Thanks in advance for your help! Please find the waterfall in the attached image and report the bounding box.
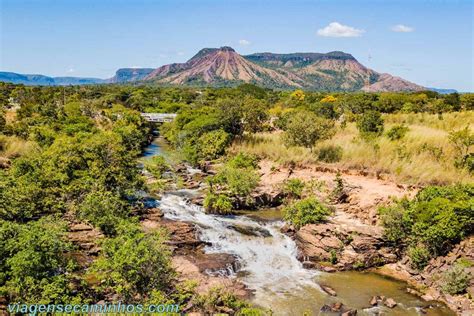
[158,191,319,302]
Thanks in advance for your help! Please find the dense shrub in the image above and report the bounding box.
[330,172,347,203]
[440,262,471,295]
[78,189,131,236]
[92,221,173,301]
[145,155,170,179]
[377,200,408,244]
[211,166,259,198]
[162,95,267,165]
[203,193,233,214]
[209,154,260,199]
[379,184,473,269]
[273,108,295,130]
[283,110,335,151]
[463,153,474,173]
[449,126,474,171]
[386,124,409,141]
[0,217,78,303]
[460,93,474,110]
[227,152,259,169]
[237,308,268,316]
[317,144,343,162]
[0,131,142,221]
[282,178,305,199]
[196,129,231,161]
[0,109,5,133]
[205,153,260,211]
[284,197,331,228]
[407,245,431,270]
[357,110,384,137]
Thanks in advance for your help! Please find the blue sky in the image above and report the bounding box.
[1,0,473,91]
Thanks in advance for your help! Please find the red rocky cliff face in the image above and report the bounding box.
[125,46,425,91]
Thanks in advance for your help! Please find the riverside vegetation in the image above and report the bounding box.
[0,82,473,314]
[0,83,260,314]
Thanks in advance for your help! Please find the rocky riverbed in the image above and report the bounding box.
[140,206,252,300]
[125,137,465,315]
[254,158,472,315]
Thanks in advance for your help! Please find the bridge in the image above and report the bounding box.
[140,113,177,123]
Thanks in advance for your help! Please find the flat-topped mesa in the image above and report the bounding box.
[188,46,237,63]
[321,51,356,60]
[109,68,154,83]
[245,51,356,65]
[146,45,303,87]
[142,46,423,91]
[0,46,426,91]
[219,46,236,52]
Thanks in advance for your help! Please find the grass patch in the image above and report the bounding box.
[0,135,39,159]
[231,112,473,185]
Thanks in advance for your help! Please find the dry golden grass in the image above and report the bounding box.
[5,109,18,125]
[384,111,473,131]
[231,112,473,185]
[0,135,39,159]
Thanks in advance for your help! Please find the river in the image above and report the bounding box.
[143,137,454,316]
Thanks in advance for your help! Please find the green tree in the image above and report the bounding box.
[283,110,335,151]
[78,189,131,236]
[241,98,268,133]
[376,93,407,112]
[443,92,461,111]
[0,217,77,303]
[460,93,474,110]
[196,129,231,161]
[216,98,244,136]
[356,110,384,137]
[92,221,173,301]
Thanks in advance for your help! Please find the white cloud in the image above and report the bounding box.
[239,39,251,46]
[177,51,185,56]
[391,24,414,32]
[317,22,365,37]
[67,67,75,73]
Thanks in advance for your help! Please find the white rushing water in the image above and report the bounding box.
[158,191,320,302]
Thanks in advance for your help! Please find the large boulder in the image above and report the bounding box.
[142,218,206,253]
[295,221,397,271]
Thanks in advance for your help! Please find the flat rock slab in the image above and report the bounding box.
[190,252,240,276]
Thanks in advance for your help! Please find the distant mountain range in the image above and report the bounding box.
[0,46,450,92]
[0,72,105,86]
